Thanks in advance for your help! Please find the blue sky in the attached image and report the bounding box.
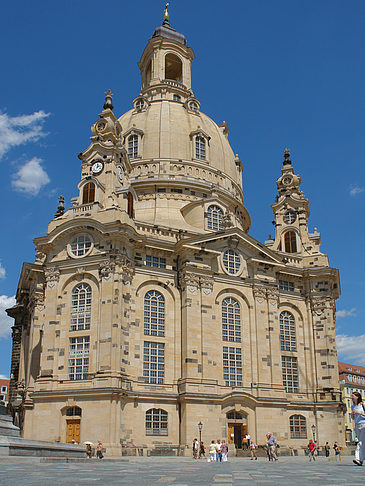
[0,0,364,377]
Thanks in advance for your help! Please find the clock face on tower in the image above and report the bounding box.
[91,160,104,175]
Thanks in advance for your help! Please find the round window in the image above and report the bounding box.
[284,210,296,224]
[222,249,241,275]
[68,234,93,258]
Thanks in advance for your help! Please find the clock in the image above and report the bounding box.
[91,160,104,175]
[283,177,292,185]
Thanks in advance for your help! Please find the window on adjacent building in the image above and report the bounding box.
[71,283,91,331]
[66,406,82,417]
[143,342,164,384]
[222,297,241,342]
[146,256,166,268]
[145,408,168,436]
[144,290,165,337]
[222,249,241,275]
[128,135,138,159]
[1,386,7,393]
[207,205,223,231]
[284,231,297,253]
[223,346,242,387]
[279,280,294,292]
[69,336,90,380]
[70,234,93,257]
[195,136,206,160]
[289,415,306,438]
[82,182,95,204]
[282,356,299,393]
[280,311,296,351]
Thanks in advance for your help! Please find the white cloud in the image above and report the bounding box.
[0,295,16,339]
[0,263,5,279]
[12,157,50,196]
[337,333,365,366]
[0,111,49,159]
[0,374,9,380]
[336,308,356,318]
[350,185,364,196]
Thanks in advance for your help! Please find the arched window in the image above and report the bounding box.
[289,415,307,438]
[144,290,165,337]
[66,406,82,417]
[128,135,138,159]
[127,192,134,218]
[207,205,223,231]
[71,283,91,331]
[195,136,206,160]
[222,297,241,342]
[82,182,95,204]
[146,409,168,436]
[284,231,297,253]
[226,411,243,420]
[280,311,296,351]
[135,99,144,112]
[165,53,182,82]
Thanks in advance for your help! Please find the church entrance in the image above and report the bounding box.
[228,423,247,449]
[66,419,80,443]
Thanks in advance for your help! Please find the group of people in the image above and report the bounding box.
[192,439,229,462]
[85,441,104,459]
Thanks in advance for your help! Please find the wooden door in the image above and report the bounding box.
[66,419,80,443]
[228,423,235,445]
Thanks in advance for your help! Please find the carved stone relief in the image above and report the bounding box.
[44,267,60,289]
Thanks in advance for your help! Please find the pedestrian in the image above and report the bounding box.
[199,441,206,459]
[216,440,222,462]
[324,441,330,457]
[250,441,258,460]
[192,438,199,459]
[209,440,216,462]
[266,433,278,461]
[96,441,104,459]
[246,433,251,448]
[351,391,365,466]
[86,443,92,458]
[307,439,316,461]
[221,440,228,462]
[333,441,339,460]
[242,436,248,450]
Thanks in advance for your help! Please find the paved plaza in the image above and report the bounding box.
[0,456,364,486]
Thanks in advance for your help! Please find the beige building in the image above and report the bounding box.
[7,14,344,455]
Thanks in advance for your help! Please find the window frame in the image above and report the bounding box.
[207,204,224,231]
[68,336,90,381]
[68,234,94,259]
[143,341,164,384]
[128,134,139,159]
[82,182,96,204]
[279,311,297,352]
[282,355,299,393]
[289,415,307,438]
[223,346,242,387]
[144,290,165,337]
[222,249,241,276]
[71,283,92,331]
[222,297,241,343]
[145,408,168,436]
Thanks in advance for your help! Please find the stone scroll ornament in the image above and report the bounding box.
[200,276,214,295]
[44,267,60,289]
[252,286,266,303]
[310,297,330,316]
[266,288,280,307]
[180,272,199,294]
[116,255,135,285]
[99,259,116,281]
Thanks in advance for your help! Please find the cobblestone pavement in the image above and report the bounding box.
[0,456,364,485]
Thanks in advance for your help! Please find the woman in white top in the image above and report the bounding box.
[351,391,365,466]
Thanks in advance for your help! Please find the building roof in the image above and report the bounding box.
[338,361,365,387]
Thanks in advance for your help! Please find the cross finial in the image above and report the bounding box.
[163,2,170,25]
[103,89,114,110]
[283,148,291,165]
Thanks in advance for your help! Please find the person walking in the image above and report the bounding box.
[216,440,222,462]
[333,441,339,460]
[209,440,216,462]
[86,443,92,458]
[96,441,104,459]
[351,391,365,466]
[266,433,278,461]
[192,438,199,459]
[199,441,206,459]
[242,436,248,450]
[324,441,330,457]
[250,441,258,460]
[221,440,228,462]
[307,439,316,461]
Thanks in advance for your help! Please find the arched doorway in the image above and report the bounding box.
[226,411,247,449]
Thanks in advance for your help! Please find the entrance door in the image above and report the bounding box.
[66,419,80,443]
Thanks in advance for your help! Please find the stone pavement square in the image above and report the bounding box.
[0,456,364,485]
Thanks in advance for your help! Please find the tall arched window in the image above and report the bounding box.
[222,297,241,342]
[289,415,307,438]
[284,231,297,253]
[82,182,95,204]
[145,408,168,436]
[280,311,296,351]
[165,53,182,82]
[144,290,165,337]
[195,136,206,160]
[128,135,138,159]
[207,205,223,231]
[71,283,91,331]
[127,192,134,218]
[66,406,82,416]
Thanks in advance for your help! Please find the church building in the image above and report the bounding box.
[7,11,344,455]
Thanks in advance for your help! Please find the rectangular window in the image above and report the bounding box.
[223,346,242,387]
[146,255,166,268]
[1,386,7,393]
[143,342,164,384]
[282,356,299,393]
[69,336,90,380]
[279,280,294,291]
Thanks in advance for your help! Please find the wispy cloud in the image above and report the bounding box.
[337,333,365,366]
[336,308,356,318]
[12,157,50,196]
[0,263,5,279]
[349,185,364,197]
[0,111,50,160]
[0,374,9,380]
[0,295,16,339]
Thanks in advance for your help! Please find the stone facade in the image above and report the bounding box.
[7,16,344,456]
